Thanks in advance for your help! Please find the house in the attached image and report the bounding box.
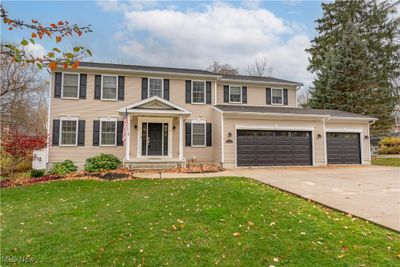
[47,62,377,169]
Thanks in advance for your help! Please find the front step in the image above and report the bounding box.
[124,159,185,170]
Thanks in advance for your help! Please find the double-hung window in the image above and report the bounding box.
[149,78,163,98]
[102,75,118,100]
[229,86,242,103]
[192,81,205,104]
[62,73,79,98]
[60,119,78,146]
[191,121,206,147]
[271,88,283,105]
[100,119,117,146]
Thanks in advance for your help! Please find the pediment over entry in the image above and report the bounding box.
[118,96,191,115]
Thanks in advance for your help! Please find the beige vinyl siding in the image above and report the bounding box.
[216,84,298,107]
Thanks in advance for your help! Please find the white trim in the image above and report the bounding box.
[148,77,164,98]
[219,78,302,87]
[191,119,206,147]
[221,114,224,164]
[125,115,131,161]
[118,96,191,115]
[234,125,316,168]
[191,80,206,104]
[137,117,173,159]
[368,120,376,161]
[229,85,242,104]
[222,111,330,119]
[322,118,327,166]
[46,75,52,166]
[61,72,80,99]
[179,116,183,160]
[59,117,79,146]
[99,118,117,146]
[271,88,283,105]
[214,81,217,106]
[101,74,118,101]
[324,129,364,164]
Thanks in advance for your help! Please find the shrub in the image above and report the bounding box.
[379,137,400,154]
[84,154,121,172]
[49,160,77,175]
[31,169,45,178]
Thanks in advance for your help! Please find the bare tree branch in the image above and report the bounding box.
[247,57,273,77]
[207,61,239,75]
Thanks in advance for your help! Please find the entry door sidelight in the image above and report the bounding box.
[141,122,169,156]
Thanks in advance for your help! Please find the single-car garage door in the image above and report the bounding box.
[326,132,361,164]
[237,130,313,166]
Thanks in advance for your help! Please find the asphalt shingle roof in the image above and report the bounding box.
[215,105,375,119]
[220,74,302,85]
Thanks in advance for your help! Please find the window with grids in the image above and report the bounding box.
[102,76,117,100]
[272,88,283,104]
[149,78,163,97]
[101,121,116,145]
[229,86,242,103]
[60,120,77,145]
[192,123,205,146]
[62,74,79,98]
[192,81,205,103]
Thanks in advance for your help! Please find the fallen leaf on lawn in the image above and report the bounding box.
[248,221,254,226]
[233,232,240,237]
[139,249,143,253]
[300,232,306,235]
[177,219,184,224]
[270,222,275,226]
[338,254,345,259]
[273,257,279,262]
[341,246,348,251]
[172,224,177,231]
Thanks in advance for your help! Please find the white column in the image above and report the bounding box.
[179,116,183,160]
[125,115,131,161]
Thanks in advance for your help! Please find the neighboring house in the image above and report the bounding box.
[47,62,376,169]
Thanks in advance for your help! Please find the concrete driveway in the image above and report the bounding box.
[226,166,400,231]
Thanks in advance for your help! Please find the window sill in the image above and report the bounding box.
[100,98,118,101]
[61,97,79,100]
[191,102,206,105]
[59,144,78,147]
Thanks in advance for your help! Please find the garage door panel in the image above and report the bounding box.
[327,132,361,164]
[237,130,312,166]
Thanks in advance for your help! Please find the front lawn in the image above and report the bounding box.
[1,178,399,266]
[372,157,400,167]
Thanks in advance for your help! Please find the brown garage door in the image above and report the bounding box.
[237,130,313,166]
[327,132,361,164]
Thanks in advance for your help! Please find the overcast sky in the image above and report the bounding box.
[3,0,325,89]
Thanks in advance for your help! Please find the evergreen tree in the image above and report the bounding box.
[306,0,400,135]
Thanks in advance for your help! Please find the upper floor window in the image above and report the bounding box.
[60,119,78,146]
[100,119,117,146]
[192,81,205,104]
[62,73,79,99]
[149,78,163,98]
[272,88,283,105]
[229,86,242,103]
[102,75,118,100]
[192,121,206,147]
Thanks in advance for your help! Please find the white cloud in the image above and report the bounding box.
[98,1,314,88]
[23,43,46,58]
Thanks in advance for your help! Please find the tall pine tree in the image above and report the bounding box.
[306,0,400,135]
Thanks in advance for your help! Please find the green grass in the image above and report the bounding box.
[372,157,400,167]
[1,178,399,266]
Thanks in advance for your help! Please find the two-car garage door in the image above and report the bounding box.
[236,130,362,167]
[237,130,313,166]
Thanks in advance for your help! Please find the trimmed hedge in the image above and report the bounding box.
[379,137,400,154]
[49,160,78,175]
[84,154,121,172]
[30,169,45,178]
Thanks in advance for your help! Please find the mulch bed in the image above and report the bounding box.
[1,164,224,188]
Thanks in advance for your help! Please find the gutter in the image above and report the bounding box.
[219,78,303,87]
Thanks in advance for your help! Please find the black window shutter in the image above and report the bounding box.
[117,121,123,146]
[142,78,148,100]
[78,120,85,146]
[224,85,229,103]
[118,76,125,101]
[283,88,288,105]
[242,86,247,103]
[206,81,212,104]
[52,119,60,146]
[93,120,100,146]
[266,88,272,105]
[94,75,101,100]
[54,72,62,98]
[206,123,212,146]
[185,123,191,146]
[163,79,169,100]
[185,80,191,103]
[79,74,87,99]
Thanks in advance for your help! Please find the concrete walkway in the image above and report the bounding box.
[133,166,400,231]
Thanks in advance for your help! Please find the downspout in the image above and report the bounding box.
[367,119,377,162]
[45,73,52,170]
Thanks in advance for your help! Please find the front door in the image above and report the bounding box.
[141,122,168,156]
[148,123,163,156]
